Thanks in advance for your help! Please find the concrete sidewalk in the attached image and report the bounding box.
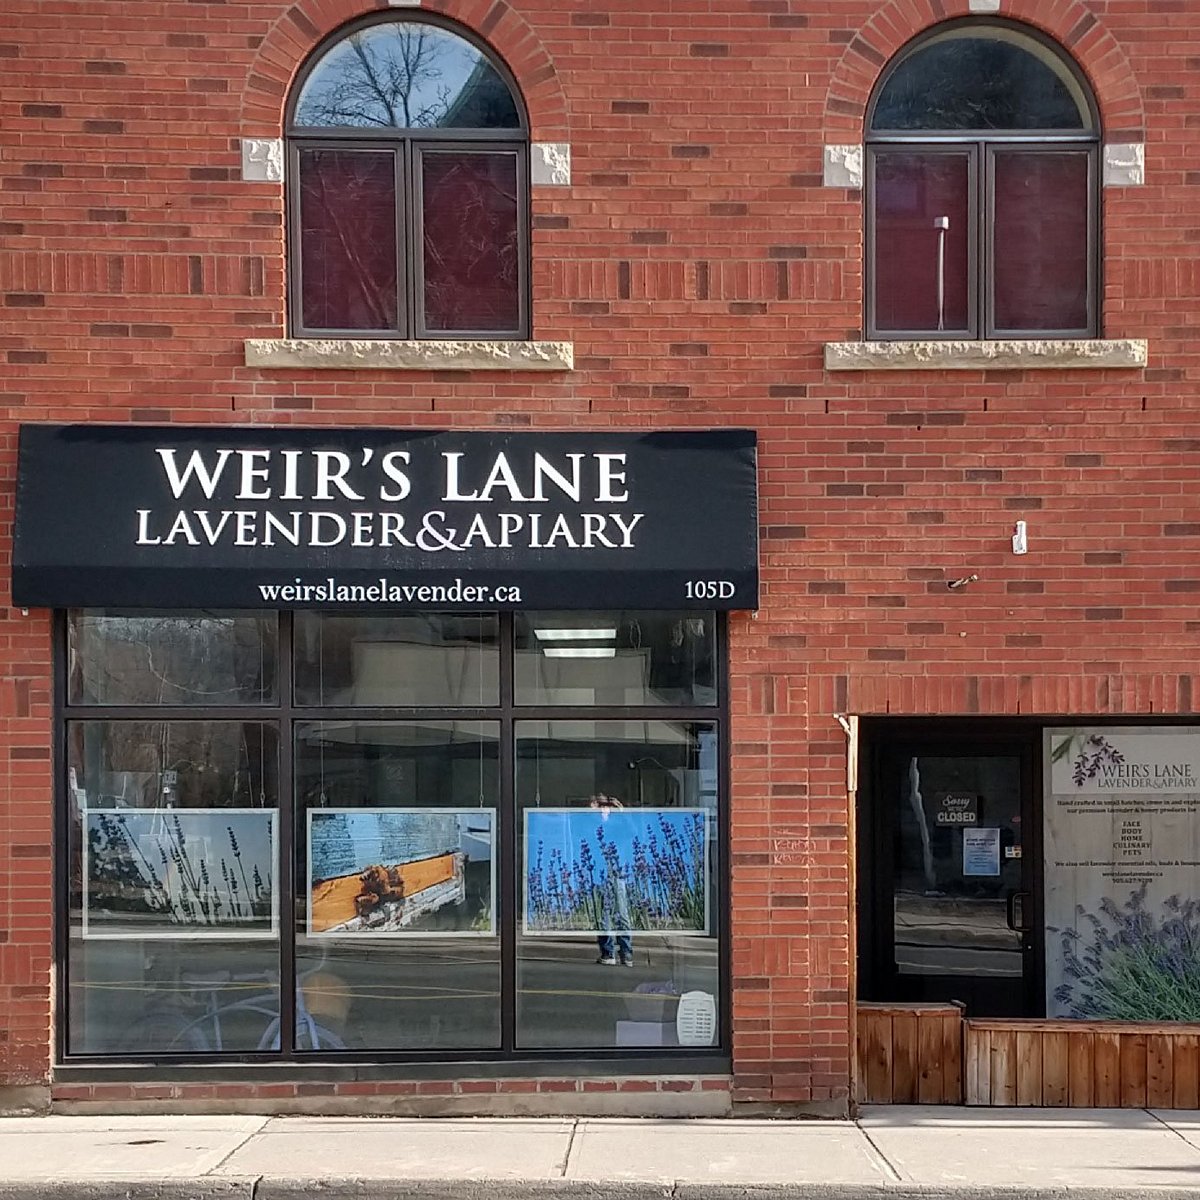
[3,1107,1200,1198]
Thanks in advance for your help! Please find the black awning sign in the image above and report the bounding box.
[13,425,759,611]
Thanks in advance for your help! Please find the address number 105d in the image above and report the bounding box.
[685,579,736,600]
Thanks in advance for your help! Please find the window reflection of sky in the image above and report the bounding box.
[295,23,519,129]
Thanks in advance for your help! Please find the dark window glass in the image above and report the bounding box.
[893,755,1023,977]
[68,612,277,706]
[515,612,717,707]
[299,148,398,331]
[516,721,720,1050]
[874,152,970,334]
[294,614,499,707]
[421,151,520,333]
[294,23,520,130]
[66,721,279,1054]
[871,33,1090,131]
[992,151,1090,332]
[295,721,500,1050]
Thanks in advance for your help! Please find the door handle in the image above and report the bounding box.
[1005,889,1033,933]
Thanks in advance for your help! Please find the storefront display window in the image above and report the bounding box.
[516,720,719,1048]
[60,609,725,1064]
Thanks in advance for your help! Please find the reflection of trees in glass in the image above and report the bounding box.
[296,25,518,129]
[872,38,1085,131]
[74,721,274,809]
[70,614,273,705]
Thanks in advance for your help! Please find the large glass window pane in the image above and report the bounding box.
[421,150,520,333]
[68,611,277,706]
[992,151,1089,332]
[295,721,500,1051]
[293,614,499,708]
[299,148,398,331]
[515,612,717,708]
[516,720,720,1050]
[873,151,971,334]
[66,721,280,1055]
[293,21,521,130]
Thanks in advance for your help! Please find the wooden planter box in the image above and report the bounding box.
[964,1020,1200,1108]
[857,1002,963,1104]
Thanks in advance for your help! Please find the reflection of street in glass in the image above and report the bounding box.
[525,808,707,935]
[309,809,494,936]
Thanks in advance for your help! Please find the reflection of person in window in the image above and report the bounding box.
[590,795,633,966]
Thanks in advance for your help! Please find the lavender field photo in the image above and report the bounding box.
[523,808,708,936]
[83,809,277,938]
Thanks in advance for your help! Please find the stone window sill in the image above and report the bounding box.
[245,338,573,372]
[824,338,1147,371]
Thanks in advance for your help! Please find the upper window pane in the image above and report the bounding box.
[515,612,717,708]
[293,614,499,707]
[68,612,278,706]
[871,27,1092,131]
[293,20,521,130]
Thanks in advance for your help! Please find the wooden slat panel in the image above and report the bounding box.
[1068,1029,1095,1108]
[943,1010,963,1104]
[1042,1031,1070,1107]
[862,1010,893,1104]
[917,1013,944,1104]
[855,1010,869,1105]
[891,1012,919,1104]
[1094,1031,1122,1107]
[965,1026,989,1106]
[1173,1035,1199,1110]
[989,1027,1017,1106]
[1015,1029,1043,1107]
[1147,1033,1175,1108]
[1120,1032,1148,1108]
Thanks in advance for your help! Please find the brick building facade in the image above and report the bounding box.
[0,0,1196,1116]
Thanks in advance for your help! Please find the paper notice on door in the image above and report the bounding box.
[963,827,1001,876]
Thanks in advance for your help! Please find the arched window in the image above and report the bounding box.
[866,21,1099,339]
[287,16,529,339]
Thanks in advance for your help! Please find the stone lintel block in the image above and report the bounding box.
[824,338,1148,371]
[241,138,284,183]
[387,0,422,5]
[531,143,571,186]
[968,0,1001,11]
[823,144,863,190]
[1104,142,1145,187]
[246,338,574,371]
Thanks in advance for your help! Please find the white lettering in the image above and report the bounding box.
[596,453,629,502]
[156,448,232,500]
[237,450,272,500]
[531,453,583,502]
[313,451,363,501]
[136,509,161,545]
[379,451,412,501]
[610,512,644,547]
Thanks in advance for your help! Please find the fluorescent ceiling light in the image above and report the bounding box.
[533,627,617,641]
[542,647,616,658]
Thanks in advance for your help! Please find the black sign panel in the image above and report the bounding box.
[13,425,758,610]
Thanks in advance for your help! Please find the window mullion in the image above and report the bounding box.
[398,144,411,339]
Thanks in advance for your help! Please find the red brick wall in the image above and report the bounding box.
[2,0,1197,1109]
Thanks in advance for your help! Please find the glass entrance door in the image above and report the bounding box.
[862,731,1041,1017]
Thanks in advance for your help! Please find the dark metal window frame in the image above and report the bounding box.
[864,19,1101,342]
[285,12,532,342]
[53,611,731,1071]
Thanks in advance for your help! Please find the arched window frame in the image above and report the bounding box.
[865,19,1101,341]
[285,12,531,341]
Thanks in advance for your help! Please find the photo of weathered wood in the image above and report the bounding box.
[308,809,494,937]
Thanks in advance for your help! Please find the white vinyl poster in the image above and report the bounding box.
[1044,727,1200,1019]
